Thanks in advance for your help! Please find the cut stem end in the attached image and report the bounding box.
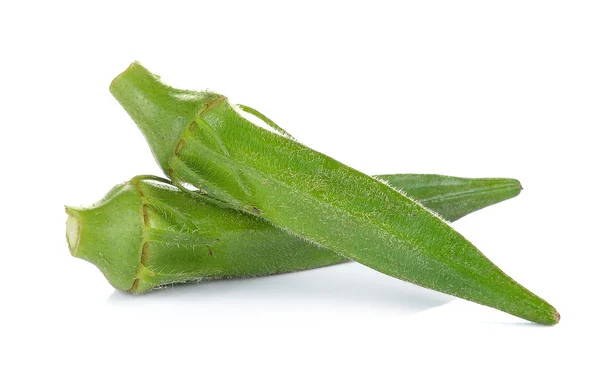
[65,207,81,256]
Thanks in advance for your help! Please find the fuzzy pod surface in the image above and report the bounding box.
[66,174,520,293]
[110,62,559,324]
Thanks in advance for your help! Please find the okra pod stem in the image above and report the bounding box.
[110,62,559,324]
[67,174,519,293]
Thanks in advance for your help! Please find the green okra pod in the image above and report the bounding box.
[67,174,520,293]
[110,62,559,324]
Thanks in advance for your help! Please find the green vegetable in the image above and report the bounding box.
[109,62,559,324]
[66,174,520,293]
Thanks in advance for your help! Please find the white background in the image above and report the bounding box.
[1,1,598,379]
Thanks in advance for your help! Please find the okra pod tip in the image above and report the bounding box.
[380,174,523,222]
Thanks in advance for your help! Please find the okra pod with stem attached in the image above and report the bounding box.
[110,62,559,324]
[67,174,520,293]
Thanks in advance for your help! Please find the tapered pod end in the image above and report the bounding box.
[379,174,524,222]
[110,62,225,172]
[540,308,561,326]
[508,294,560,326]
[65,183,144,292]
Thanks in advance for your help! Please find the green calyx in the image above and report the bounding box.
[109,62,224,171]
[66,182,144,291]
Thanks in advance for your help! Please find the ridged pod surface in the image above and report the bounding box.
[110,62,559,324]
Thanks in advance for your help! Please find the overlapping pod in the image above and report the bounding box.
[110,62,559,324]
[66,174,520,293]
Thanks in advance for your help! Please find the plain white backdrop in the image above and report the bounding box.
[1,1,598,379]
